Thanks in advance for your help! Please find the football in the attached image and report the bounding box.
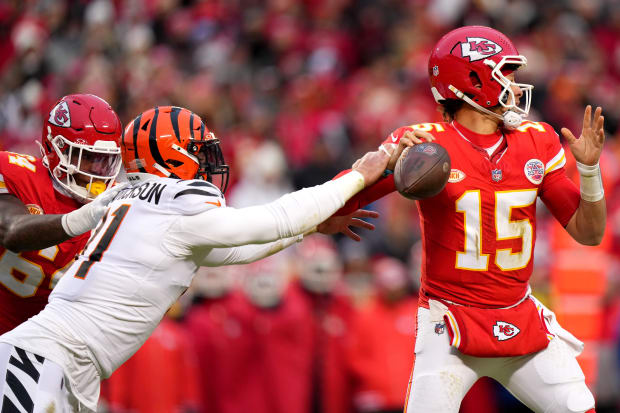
[394,142,451,200]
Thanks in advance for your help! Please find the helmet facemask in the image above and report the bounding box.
[486,56,533,122]
[44,129,121,202]
[189,134,230,194]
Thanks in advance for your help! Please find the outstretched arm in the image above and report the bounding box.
[0,184,126,252]
[0,194,70,252]
[562,106,606,246]
[200,235,303,266]
[201,208,379,265]
[164,151,389,261]
[334,127,434,216]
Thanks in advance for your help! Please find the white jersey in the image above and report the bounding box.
[0,171,365,411]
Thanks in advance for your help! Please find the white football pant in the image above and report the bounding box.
[0,343,81,412]
[404,305,595,413]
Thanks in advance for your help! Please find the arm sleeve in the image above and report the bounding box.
[200,235,303,266]
[537,126,580,227]
[539,169,580,227]
[333,126,413,216]
[333,170,396,216]
[164,171,365,254]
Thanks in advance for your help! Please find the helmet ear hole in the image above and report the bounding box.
[469,71,482,88]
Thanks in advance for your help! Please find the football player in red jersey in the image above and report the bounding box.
[0,94,124,334]
[329,26,605,413]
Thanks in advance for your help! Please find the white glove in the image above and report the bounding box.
[61,183,128,237]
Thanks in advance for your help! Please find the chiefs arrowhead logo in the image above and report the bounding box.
[460,37,503,62]
[49,101,71,128]
[493,321,520,341]
[26,204,44,215]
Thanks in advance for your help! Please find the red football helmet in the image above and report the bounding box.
[121,106,229,193]
[428,26,533,129]
[40,94,122,203]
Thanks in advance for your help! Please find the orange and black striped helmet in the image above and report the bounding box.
[121,106,229,193]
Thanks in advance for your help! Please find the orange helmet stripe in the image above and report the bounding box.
[148,107,169,171]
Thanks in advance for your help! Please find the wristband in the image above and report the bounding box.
[379,144,392,157]
[576,161,604,202]
[61,212,81,237]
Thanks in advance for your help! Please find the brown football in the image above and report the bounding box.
[394,142,451,200]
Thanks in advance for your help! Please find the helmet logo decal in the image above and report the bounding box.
[49,101,71,128]
[460,37,503,62]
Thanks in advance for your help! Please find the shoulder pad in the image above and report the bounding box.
[0,152,44,195]
[511,122,566,174]
[513,121,555,137]
[164,179,226,215]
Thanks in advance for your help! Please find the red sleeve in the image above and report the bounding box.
[533,124,580,227]
[539,169,580,227]
[333,125,413,216]
[334,170,396,216]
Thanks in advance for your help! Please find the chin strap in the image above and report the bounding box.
[448,85,523,130]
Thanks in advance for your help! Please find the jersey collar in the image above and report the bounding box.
[451,121,503,148]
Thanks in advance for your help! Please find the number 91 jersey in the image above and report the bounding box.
[0,152,89,333]
[385,121,580,308]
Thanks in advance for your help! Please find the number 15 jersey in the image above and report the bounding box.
[384,121,580,308]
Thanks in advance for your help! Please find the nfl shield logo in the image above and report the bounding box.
[491,169,503,182]
[432,65,439,76]
[434,323,445,335]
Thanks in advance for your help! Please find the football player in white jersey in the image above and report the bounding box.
[0,106,390,412]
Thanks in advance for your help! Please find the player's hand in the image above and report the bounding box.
[61,182,129,237]
[317,209,380,242]
[561,105,605,166]
[352,150,390,187]
[386,129,435,171]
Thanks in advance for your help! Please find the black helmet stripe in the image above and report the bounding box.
[189,114,195,141]
[170,107,181,142]
[148,107,169,169]
[132,113,146,173]
[200,120,205,140]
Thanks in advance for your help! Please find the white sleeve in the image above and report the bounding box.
[200,235,303,266]
[162,171,364,255]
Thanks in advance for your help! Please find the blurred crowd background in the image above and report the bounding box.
[2,0,620,412]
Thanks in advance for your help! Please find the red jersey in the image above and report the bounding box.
[341,121,581,308]
[0,151,89,333]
